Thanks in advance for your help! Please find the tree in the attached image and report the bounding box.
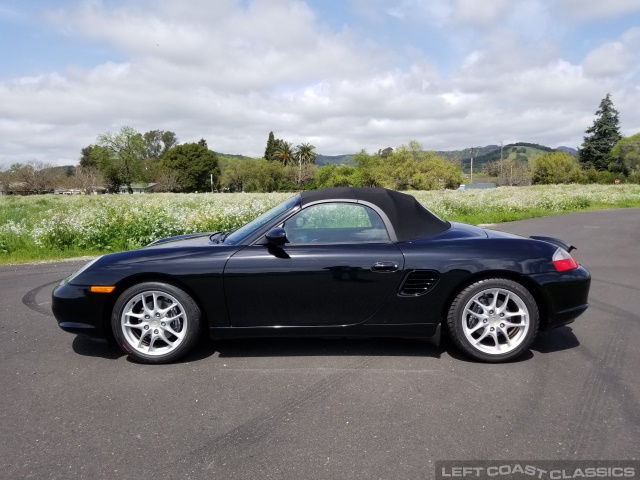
[285,163,317,189]
[142,130,180,160]
[368,141,462,190]
[353,150,381,187]
[274,141,295,166]
[154,170,183,192]
[219,157,246,192]
[532,152,584,184]
[608,132,640,176]
[97,126,145,193]
[244,158,287,192]
[161,131,178,153]
[162,141,219,192]
[264,131,276,161]
[72,166,104,194]
[314,165,358,188]
[412,151,463,189]
[579,94,622,170]
[5,161,62,193]
[484,159,532,186]
[86,145,119,191]
[294,143,316,166]
[292,143,317,187]
[79,145,98,167]
[376,147,393,158]
[143,130,164,160]
[219,157,287,192]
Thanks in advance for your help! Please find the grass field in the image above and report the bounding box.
[1,184,639,264]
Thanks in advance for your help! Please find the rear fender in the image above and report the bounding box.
[530,236,575,252]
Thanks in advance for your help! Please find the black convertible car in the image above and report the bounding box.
[52,187,590,363]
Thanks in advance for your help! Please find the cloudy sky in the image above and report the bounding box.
[1,0,640,167]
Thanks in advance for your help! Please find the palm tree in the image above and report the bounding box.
[293,143,317,187]
[294,143,317,166]
[275,141,294,166]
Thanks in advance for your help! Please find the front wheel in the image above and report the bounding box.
[446,278,539,362]
[111,282,202,364]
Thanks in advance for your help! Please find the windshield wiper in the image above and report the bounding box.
[208,231,222,242]
[217,229,235,244]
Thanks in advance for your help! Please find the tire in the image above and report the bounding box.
[111,282,202,364]
[446,278,539,362]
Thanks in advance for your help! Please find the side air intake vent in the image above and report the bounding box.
[399,270,439,296]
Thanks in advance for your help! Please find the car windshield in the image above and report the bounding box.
[223,194,298,245]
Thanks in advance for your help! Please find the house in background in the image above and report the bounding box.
[118,183,158,194]
[6,182,37,195]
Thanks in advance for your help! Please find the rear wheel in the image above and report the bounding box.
[446,278,539,362]
[111,282,201,364]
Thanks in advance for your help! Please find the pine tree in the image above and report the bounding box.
[578,94,622,171]
[264,131,276,161]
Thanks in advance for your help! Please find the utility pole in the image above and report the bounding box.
[470,147,475,184]
[500,141,503,185]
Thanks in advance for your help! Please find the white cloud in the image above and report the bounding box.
[582,28,640,78]
[1,0,640,167]
[558,0,640,20]
[451,0,511,27]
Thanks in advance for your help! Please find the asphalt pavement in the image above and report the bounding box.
[1,208,639,480]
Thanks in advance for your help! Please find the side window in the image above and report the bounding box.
[283,203,390,244]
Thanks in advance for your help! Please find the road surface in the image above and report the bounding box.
[1,208,639,480]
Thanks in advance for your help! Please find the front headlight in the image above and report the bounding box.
[66,256,102,283]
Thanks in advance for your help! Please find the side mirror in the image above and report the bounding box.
[265,228,288,246]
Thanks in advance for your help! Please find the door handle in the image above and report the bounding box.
[371,261,399,272]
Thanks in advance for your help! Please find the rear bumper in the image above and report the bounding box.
[527,266,591,329]
[51,282,109,339]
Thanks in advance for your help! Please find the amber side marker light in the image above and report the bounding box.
[90,286,116,293]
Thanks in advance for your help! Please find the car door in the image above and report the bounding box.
[223,202,405,327]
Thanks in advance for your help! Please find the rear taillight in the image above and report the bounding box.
[552,248,578,272]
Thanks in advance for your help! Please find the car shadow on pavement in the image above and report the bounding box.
[530,326,580,354]
[212,337,443,359]
[70,327,577,363]
[440,326,579,363]
[442,337,535,363]
[72,337,443,362]
[72,336,125,360]
[71,335,220,363]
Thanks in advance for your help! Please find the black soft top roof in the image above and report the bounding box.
[299,187,450,242]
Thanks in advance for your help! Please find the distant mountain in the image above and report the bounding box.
[445,143,563,172]
[556,146,578,155]
[216,152,254,161]
[215,142,573,171]
[315,154,355,166]
[435,145,500,162]
[216,152,355,166]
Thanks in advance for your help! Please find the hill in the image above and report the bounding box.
[203,143,575,171]
[435,145,500,162]
[315,154,355,166]
[216,152,356,166]
[556,146,578,155]
[216,152,255,161]
[439,143,570,172]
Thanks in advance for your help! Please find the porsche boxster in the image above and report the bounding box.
[52,187,590,363]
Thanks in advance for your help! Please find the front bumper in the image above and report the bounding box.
[528,265,591,329]
[51,282,110,339]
